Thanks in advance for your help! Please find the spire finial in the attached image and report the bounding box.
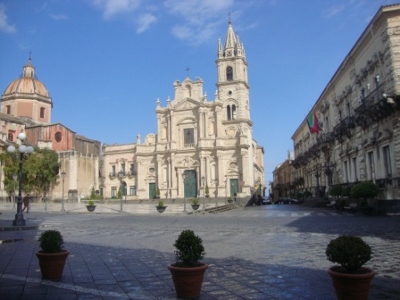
[228,10,231,24]
[185,66,191,77]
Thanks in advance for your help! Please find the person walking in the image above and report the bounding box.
[22,194,30,213]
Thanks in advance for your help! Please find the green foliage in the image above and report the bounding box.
[158,200,164,207]
[205,184,209,195]
[173,230,205,267]
[0,148,59,198]
[350,181,379,200]
[296,192,303,199]
[326,235,372,273]
[329,185,343,197]
[117,187,122,199]
[192,198,199,205]
[88,200,95,206]
[38,230,64,253]
[303,191,312,197]
[156,186,160,196]
[90,188,96,199]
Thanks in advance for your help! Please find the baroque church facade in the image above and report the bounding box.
[1,21,264,201]
[102,21,265,200]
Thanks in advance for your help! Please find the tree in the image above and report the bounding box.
[329,185,343,197]
[1,148,60,199]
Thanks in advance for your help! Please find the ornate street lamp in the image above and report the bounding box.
[12,174,17,209]
[61,171,66,211]
[7,132,34,226]
[182,172,187,212]
[201,176,205,214]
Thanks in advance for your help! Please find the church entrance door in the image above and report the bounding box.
[184,170,197,198]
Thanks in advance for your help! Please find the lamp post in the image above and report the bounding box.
[215,179,218,207]
[118,172,124,213]
[201,176,205,214]
[12,174,17,209]
[182,172,187,212]
[61,171,66,211]
[7,132,34,226]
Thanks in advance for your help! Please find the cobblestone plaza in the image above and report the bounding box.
[0,202,399,299]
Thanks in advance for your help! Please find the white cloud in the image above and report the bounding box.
[91,0,141,19]
[324,5,345,19]
[0,4,16,33]
[164,0,233,26]
[136,13,157,33]
[50,14,69,20]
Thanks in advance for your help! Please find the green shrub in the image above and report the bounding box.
[88,200,95,206]
[158,200,164,207]
[173,230,205,267]
[350,181,378,200]
[38,230,64,253]
[329,185,343,197]
[192,198,199,205]
[326,235,372,273]
[303,191,312,197]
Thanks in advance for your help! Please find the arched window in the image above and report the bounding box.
[6,105,11,114]
[232,104,236,120]
[227,105,231,120]
[40,107,45,118]
[226,66,233,81]
[8,131,14,141]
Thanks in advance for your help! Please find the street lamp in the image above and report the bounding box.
[182,172,187,212]
[201,176,205,214]
[61,171,66,211]
[7,132,34,226]
[215,179,218,207]
[12,174,17,209]
[118,171,124,213]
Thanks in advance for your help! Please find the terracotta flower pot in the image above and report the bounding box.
[327,266,376,300]
[36,250,69,280]
[168,263,208,299]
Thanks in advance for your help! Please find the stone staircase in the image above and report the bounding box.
[205,203,237,214]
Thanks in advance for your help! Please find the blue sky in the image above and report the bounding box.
[0,0,398,185]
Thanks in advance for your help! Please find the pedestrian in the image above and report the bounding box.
[22,194,30,213]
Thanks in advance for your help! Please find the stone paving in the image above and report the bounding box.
[0,202,399,299]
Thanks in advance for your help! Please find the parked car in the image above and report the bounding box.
[261,197,271,205]
[282,197,299,204]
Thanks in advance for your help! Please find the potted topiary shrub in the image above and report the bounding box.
[156,200,167,213]
[227,196,233,203]
[155,186,161,199]
[205,184,210,198]
[168,230,207,299]
[86,200,96,212]
[326,235,375,300]
[36,230,69,280]
[191,198,200,210]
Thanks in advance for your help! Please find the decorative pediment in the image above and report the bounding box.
[176,155,200,167]
[174,98,199,111]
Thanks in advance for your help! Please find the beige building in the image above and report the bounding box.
[291,4,400,201]
[102,21,265,200]
[1,58,101,200]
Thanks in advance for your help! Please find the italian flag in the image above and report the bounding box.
[307,112,321,134]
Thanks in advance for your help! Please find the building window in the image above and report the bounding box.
[8,131,14,141]
[55,132,62,142]
[344,161,349,183]
[130,186,136,196]
[121,163,125,175]
[130,164,135,175]
[367,151,374,181]
[111,187,117,198]
[40,107,45,118]
[226,104,236,120]
[352,157,358,182]
[6,105,11,114]
[226,66,233,81]
[383,145,392,177]
[184,128,194,146]
[111,165,116,176]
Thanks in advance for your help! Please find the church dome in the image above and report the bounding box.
[2,59,51,100]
